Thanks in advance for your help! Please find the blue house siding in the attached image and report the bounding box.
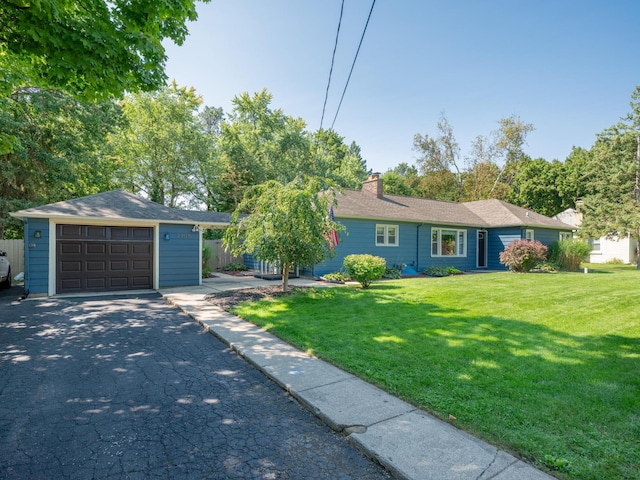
[530,228,563,246]
[311,220,483,276]
[24,218,50,294]
[486,228,521,270]
[159,224,200,287]
[309,219,417,276]
[423,226,480,272]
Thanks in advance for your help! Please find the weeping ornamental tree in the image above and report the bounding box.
[223,176,344,292]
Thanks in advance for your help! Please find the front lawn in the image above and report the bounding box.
[232,265,640,480]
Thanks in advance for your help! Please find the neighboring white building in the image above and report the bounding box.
[553,208,638,264]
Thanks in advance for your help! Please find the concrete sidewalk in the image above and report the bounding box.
[160,273,555,480]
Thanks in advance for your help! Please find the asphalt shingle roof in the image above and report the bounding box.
[334,189,573,230]
[10,190,231,225]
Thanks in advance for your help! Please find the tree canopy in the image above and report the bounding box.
[110,82,210,207]
[0,0,209,100]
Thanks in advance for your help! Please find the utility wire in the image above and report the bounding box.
[320,0,345,130]
[330,0,376,131]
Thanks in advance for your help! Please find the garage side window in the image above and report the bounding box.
[376,225,399,246]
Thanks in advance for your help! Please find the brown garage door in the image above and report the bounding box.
[56,225,153,294]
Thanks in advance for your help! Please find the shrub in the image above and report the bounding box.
[322,271,351,283]
[605,258,624,265]
[549,239,591,271]
[499,240,548,273]
[343,254,386,288]
[446,266,462,275]
[382,267,402,279]
[224,262,248,272]
[424,266,449,277]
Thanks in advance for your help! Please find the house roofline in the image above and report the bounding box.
[10,212,229,228]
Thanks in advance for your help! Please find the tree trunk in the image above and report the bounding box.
[636,131,640,269]
[281,263,290,292]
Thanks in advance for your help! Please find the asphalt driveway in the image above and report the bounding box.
[0,293,390,479]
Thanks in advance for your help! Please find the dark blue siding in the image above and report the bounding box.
[487,228,520,270]
[423,226,479,272]
[159,224,200,287]
[312,220,481,276]
[25,218,49,293]
[532,228,563,247]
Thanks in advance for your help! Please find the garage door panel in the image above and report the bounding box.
[86,243,107,255]
[132,243,151,255]
[56,225,153,294]
[110,244,129,255]
[110,260,129,271]
[132,277,152,287]
[133,260,151,271]
[60,242,82,255]
[86,261,106,272]
[60,261,82,272]
[86,226,107,239]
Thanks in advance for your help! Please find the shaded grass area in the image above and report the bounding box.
[232,266,640,480]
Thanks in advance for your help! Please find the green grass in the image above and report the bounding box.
[233,265,640,480]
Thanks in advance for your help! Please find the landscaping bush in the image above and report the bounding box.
[499,240,548,273]
[343,254,386,288]
[548,239,591,271]
[424,266,449,277]
[322,271,351,283]
[382,267,402,279]
[224,262,248,272]
[446,266,462,275]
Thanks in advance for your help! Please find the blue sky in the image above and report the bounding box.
[163,1,640,174]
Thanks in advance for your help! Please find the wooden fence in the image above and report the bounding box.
[203,239,244,271]
[0,240,24,276]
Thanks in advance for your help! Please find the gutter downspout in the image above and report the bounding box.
[416,224,423,271]
[23,217,30,297]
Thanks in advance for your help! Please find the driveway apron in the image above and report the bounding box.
[0,293,390,479]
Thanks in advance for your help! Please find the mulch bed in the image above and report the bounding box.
[204,286,308,312]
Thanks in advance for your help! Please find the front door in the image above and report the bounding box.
[477,230,487,268]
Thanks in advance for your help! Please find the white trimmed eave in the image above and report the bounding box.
[11,213,229,228]
[335,213,488,229]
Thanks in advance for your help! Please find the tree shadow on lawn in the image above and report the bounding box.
[317,288,640,479]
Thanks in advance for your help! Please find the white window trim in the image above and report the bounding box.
[559,232,572,241]
[375,224,399,247]
[525,229,535,241]
[431,228,467,257]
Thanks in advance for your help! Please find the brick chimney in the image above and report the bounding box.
[362,172,383,199]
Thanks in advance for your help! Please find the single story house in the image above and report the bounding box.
[302,175,575,276]
[10,190,230,296]
[553,208,638,264]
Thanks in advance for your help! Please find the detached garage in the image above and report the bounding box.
[10,190,230,296]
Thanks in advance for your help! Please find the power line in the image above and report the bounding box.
[320,0,345,130]
[330,0,376,131]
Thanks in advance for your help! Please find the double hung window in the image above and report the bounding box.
[376,225,398,246]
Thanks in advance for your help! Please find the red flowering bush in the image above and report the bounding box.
[499,240,548,273]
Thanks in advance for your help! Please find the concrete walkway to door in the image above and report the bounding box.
[160,272,556,480]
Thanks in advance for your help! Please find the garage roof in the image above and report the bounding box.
[10,190,231,226]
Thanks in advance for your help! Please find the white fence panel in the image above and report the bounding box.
[0,240,24,277]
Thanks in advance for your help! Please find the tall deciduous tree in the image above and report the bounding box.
[110,82,210,207]
[0,0,209,100]
[0,88,121,238]
[507,157,564,217]
[216,89,368,211]
[224,176,344,292]
[413,115,464,200]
